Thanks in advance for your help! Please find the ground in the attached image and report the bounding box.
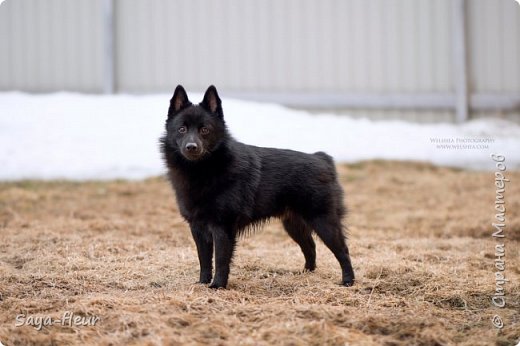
[0,161,518,346]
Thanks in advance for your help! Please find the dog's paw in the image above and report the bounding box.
[208,282,227,289]
[342,277,355,287]
[198,277,212,284]
[304,263,316,272]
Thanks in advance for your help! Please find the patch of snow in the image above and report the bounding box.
[0,92,519,180]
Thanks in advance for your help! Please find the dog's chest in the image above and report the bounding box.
[171,172,237,220]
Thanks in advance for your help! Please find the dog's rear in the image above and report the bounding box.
[260,149,353,286]
[314,150,347,217]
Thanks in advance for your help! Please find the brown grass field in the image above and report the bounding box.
[0,161,519,346]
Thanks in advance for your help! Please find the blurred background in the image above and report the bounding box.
[1,0,519,123]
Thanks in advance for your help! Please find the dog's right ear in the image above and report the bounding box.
[168,85,191,116]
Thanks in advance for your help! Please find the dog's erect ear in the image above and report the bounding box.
[168,85,191,115]
[200,85,222,116]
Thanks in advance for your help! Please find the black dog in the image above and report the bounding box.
[160,85,355,289]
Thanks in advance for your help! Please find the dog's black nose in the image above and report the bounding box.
[186,143,198,152]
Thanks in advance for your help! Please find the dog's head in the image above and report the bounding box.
[164,85,228,162]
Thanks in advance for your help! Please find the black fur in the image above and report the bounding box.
[160,85,355,288]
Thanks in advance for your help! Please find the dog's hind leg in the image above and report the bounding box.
[282,213,316,271]
[308,216,355,286]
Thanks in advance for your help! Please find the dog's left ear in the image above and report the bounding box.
[201,85,223,117]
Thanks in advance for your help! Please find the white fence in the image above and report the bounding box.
[1,0,519,121]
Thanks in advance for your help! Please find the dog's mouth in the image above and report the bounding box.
[181,148,205,161]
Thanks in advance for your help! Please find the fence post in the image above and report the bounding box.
[102,0,115,94]
[452,0,469,122]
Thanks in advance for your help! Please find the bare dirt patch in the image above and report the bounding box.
[0,161,519,345]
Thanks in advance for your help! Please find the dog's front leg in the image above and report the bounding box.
[209,226,236,289]
[190,224,213,284]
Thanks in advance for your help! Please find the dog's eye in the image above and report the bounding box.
[200,127,209,135]
[178,126,187,134]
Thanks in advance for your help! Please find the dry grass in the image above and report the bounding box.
[0,161,519,346]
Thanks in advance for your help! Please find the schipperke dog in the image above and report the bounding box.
[160,85,355,289]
